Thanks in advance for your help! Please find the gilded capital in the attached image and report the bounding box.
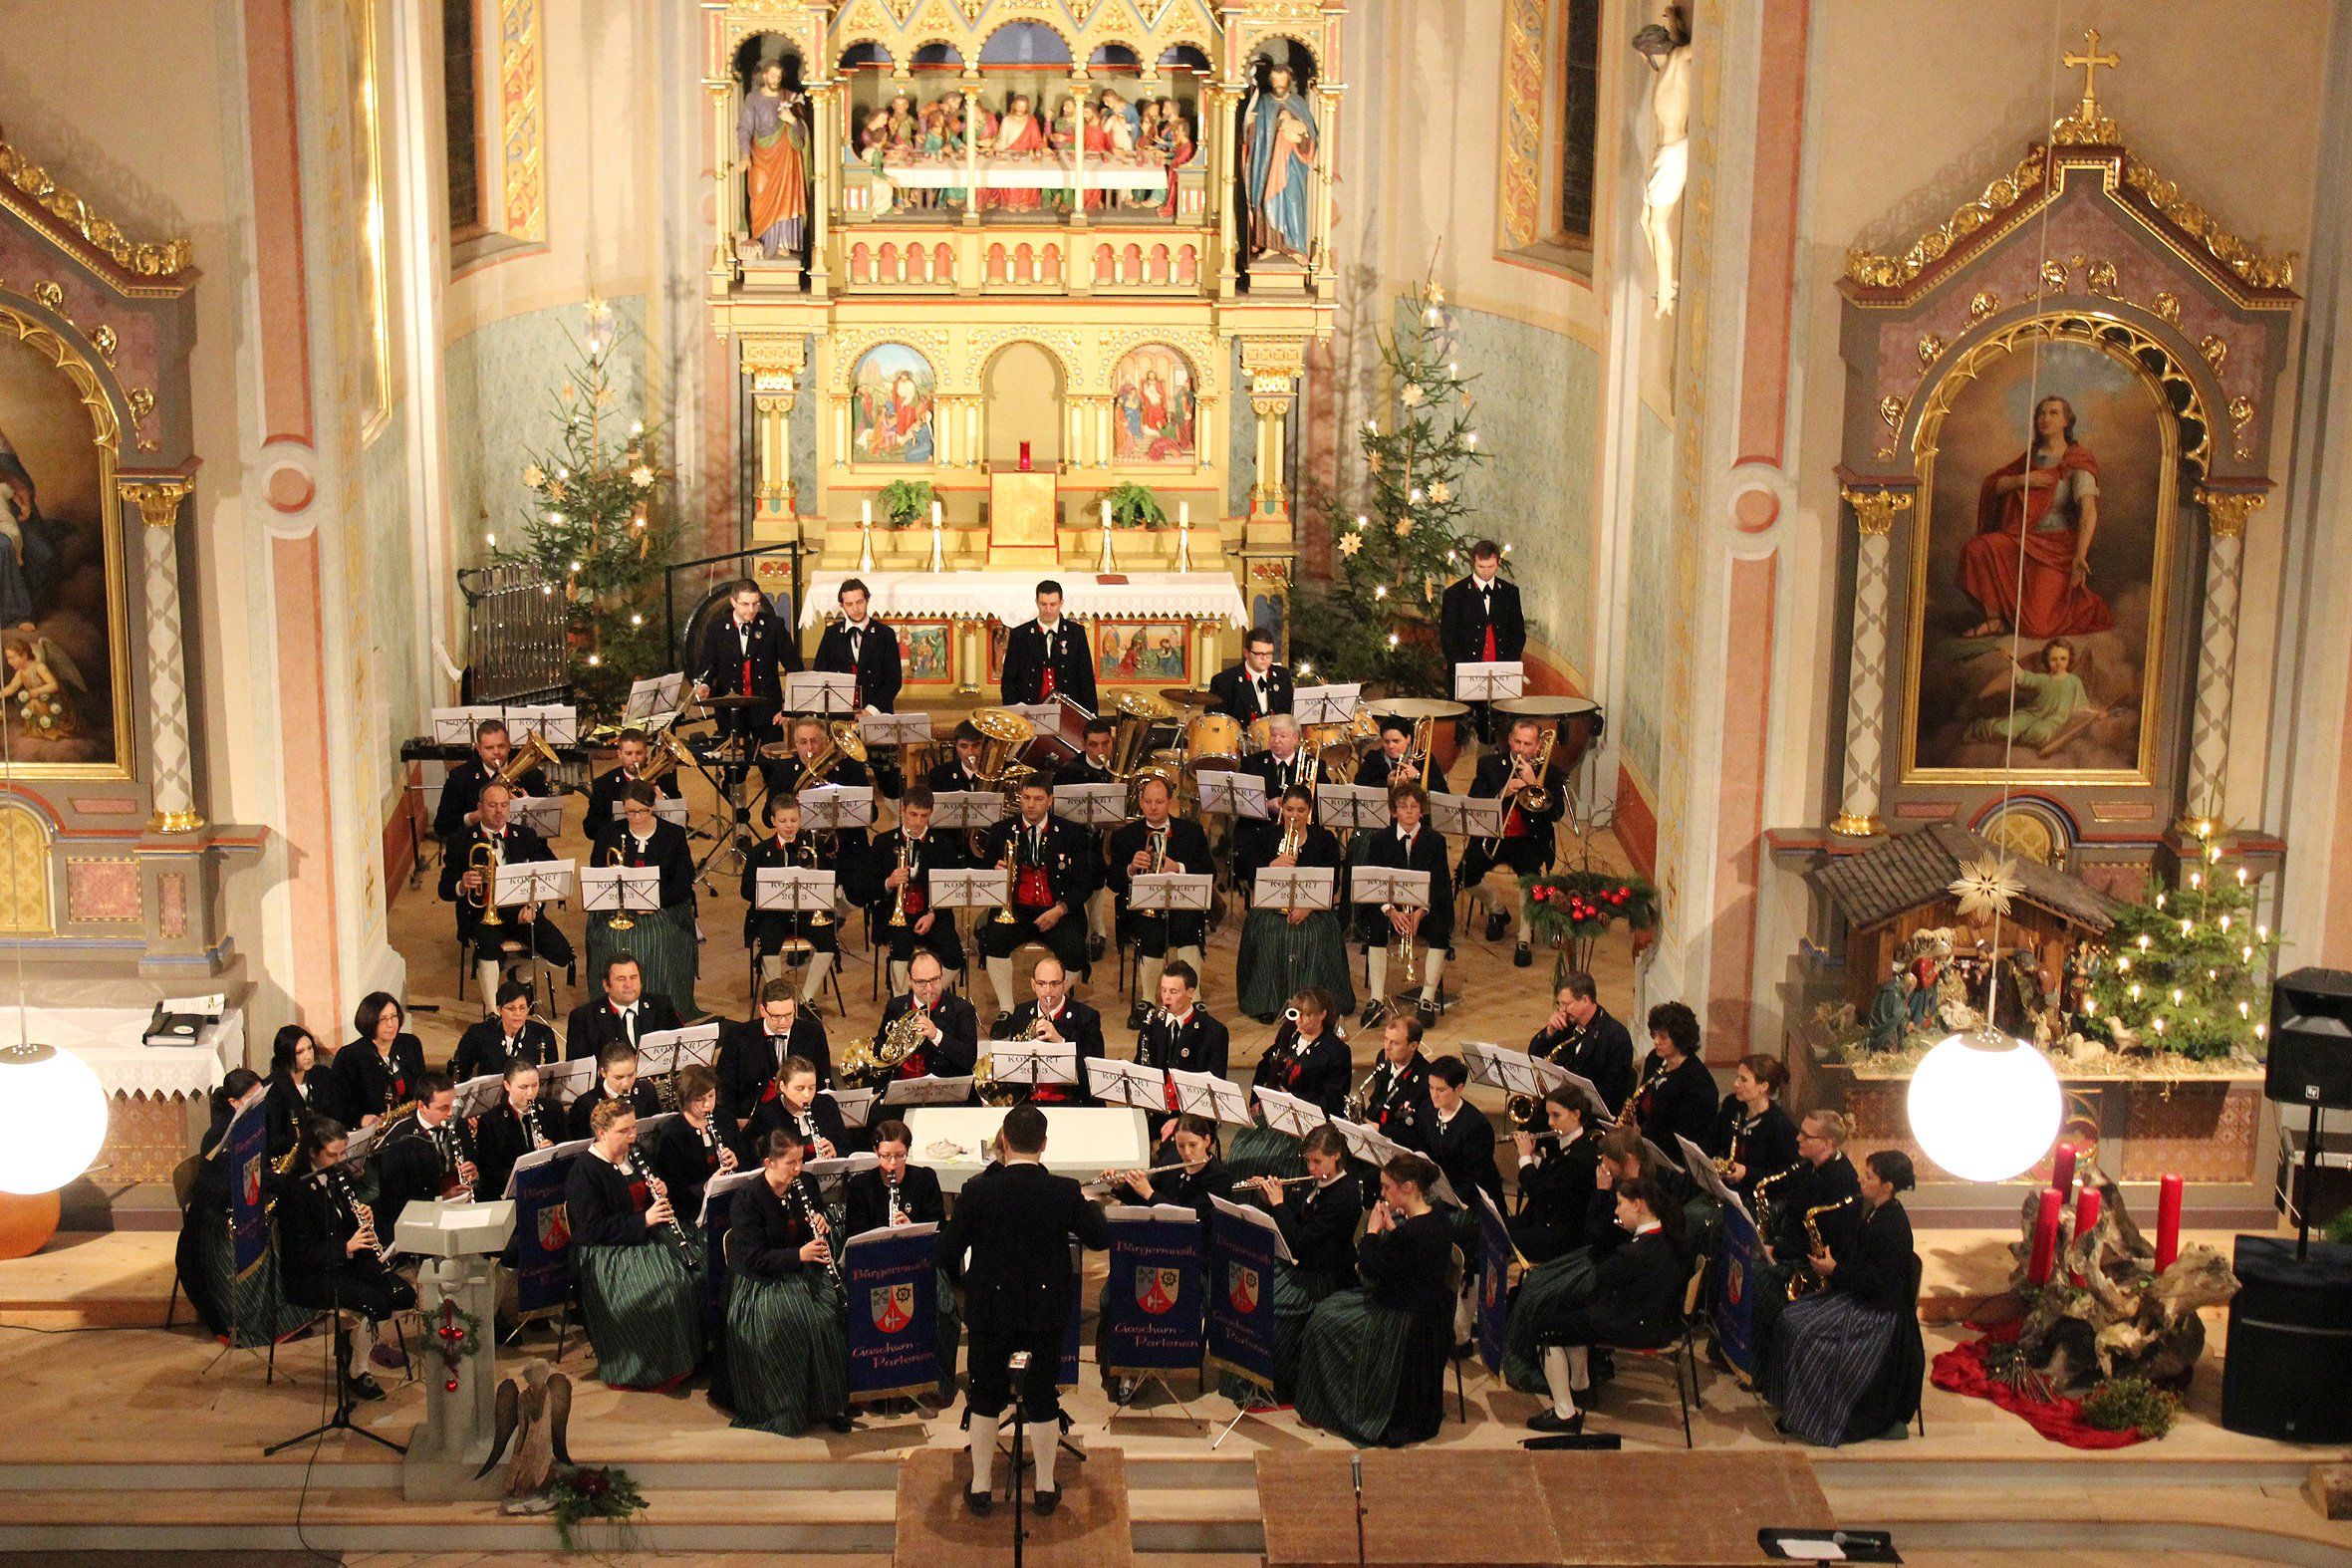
[2196,486,2265,540]
[122,478,193,529]
[1840,484,1914,537]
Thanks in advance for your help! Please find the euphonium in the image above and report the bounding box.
[467,840,504,926]
[497,729,562,791]
[640,730,695,785]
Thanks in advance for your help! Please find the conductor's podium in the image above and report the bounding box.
[903,1106,1153,1191]
[894,1445,1133,1568]
[393,1197,516,1500]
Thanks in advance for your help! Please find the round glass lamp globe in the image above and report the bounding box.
[0,1045,110,1195]
[1906,1029,2062,1183]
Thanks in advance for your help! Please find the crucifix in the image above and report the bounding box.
[2063,28,2121,120]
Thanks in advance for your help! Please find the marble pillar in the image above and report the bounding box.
[1833,484,1912,837]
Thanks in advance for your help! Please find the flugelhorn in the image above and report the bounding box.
[466,840,504,926]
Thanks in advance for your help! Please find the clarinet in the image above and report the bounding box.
[792,1178,845,1289]
[332,1166,395,1264]
[626,1150,698,1271]
[885,1175,905,1227]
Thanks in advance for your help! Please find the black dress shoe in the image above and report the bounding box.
[343,1373,387,1403]
[1418,999,1441,1027]
[1484,911,1510,942]
[1033,1486,1062,1516]
[1126,1000,1150,1030]
[1086,934,1106,962]
[989,1012,1014,1040]
[964,1488,994,1516]
[1360,999,1387,1028]
[827,1413,855,1433]
[1514,941,1533,968]
[1525,1409,1584,1436]
[1251,1010,1278,1025]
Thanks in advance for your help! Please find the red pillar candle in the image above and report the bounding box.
[1019,440,1032,472]
[2155,1173,2184,1273]
[2050,1141,2078,1198]
[2068,1187,2103,1286]
[2027,1187,2062,1284]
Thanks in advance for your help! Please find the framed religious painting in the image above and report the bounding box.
[1096,621,1189,684]
[1109,344,1198,464]
[0,316,133,777]
[848,343,937,464]
[1901,321,2181,785]
[894,618,954,686]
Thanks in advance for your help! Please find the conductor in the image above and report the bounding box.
[935,1104,1110,1518]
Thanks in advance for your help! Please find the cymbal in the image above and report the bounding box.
[1495,695,1597,717]
[1372,697,1469,719]
[1160,685,1220,708]
[700,693,766,709]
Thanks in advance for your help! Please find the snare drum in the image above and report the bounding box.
[1183,712,1242,775]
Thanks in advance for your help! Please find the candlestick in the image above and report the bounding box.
[927,500,945,574]
[857,499,877,572]
[2155,1173,2184,1273]
[1176,499,1192,572]
[2068,1186,2102,1286]
[2050,1141,2078,1198]
[1098,498,1116,572]
[2026,1187,2061,1284]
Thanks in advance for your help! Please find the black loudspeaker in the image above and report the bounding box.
[2266,967,2352,1110]
[2220,1235,2352,1442]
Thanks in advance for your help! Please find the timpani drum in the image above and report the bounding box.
[1494,695,1606,772]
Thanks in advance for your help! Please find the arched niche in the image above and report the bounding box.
[731,32,804,91]
[982,343,1066,471]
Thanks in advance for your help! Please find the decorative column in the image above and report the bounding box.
[706,78,737,283]
[2183,487,2264,829]
[743,338,804,540]
[123,478,201,834]
[1245,367,1296,520]
[1832,483,1913,837]
[809,84,838,296]
[1211,83,1240,298]
[1312,83,1342,294]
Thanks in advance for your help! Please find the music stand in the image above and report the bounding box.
[1197,772,1270,821]
[1086,1058,1169,1112]
[1461,1041,1567,1112]
[797,785,875,836]
[1290,683,1363,727]
[509,795,566,842]
[635,1033,681,1082]
[1051,782,1127,827]
[881,1074,976,1107]
[1006,701,1063,732]
[1451,661,1525,705]
[261,1163,409,1457]
[1351,868,1431,916]
[452,1073,506,1121]
[1641,1134,1685,1174]
[1252,867,1335,912]
[1428,792,1507,842]
[785,671,858,716]
[987,1041,1080,1096]
[579,867,659,937]
[1332,1117,1463,1207]
[1207,1193,1300,1437]
[930,867,1009,923]
[1252,1087,1328,1139]
[1315,783,1391,834]
[1678,1134,1743,1212]
[431,705,498,747]
[696,1166,763,1230]
[538,1058,596,1106]
[822,1086,879,1129]
[626,673,687,730]
[928,791,1004,835]
[754,867,839,929]
[489,860,575,1013]
[1131,872,1214,919]
[1170,1069,1251,1128]
[506,703,581,746]
[859,710,930,752]
[803,1151,882,1181]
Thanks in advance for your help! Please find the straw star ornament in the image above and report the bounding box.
[1949,855,2022,921]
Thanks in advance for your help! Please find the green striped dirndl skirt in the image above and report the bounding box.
[577,1237,705,1390]
[1502,1245,1600,1395]
[726,1271,849,1436]
[1292,1287,1414,1445]
[1236,910,1357,1018]
[1225,1119,1307,1183]
[589,901,698,1019]
[1218,1263,1339,1405]
[199,1211,314,1347]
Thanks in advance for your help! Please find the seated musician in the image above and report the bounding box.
[439,780,574,1005]
[857,788,965,994]
[1351,716,1422,794]
[177,1069,311,1348]
[1101,1114,1222,1405]
[813,577,902,713]
[1422,1054,1503,1349]
[1626,1000,1718,1155]
[653,1064,742,1232]
[690,578,796,775]
[565,1098,703,1392]
[263,1024,325,1158]
[759,713,874,817]
[741,794,840,1005]
[1294,1153,1455,1447]
[1234,715,1314,896]
[1352,784,1451,1027]
[1509,1087,1600,1264]
[1003,955,1103,1105]
[1526,971,1636,1121]
[333,992,429,1130]
[278,1115,420,1404]
[1525,1176,1688,1437]
[844,1118,957,1410]
[432,717,548,842]
[589,781,700,1014]
[1744,1109,1865,1362]
[1236,785,1354,1022]
[585,727,682,829]
[565,951,684,1061]
[567,1042,662,1140]
[377,1072,481,1228]
[1232,987,1351,1180]
[872,951,981,1088]
[1207,628,1293,722]
[1055,717,1121,964]
[978,778,1094,1033]
[998,579,1097,710]
[925,722,990,795]
[1135,959,1227,1138]
[451,981,559,1082]
[724,1127,854,1435]
[1499,1123,1679,1395]
[1358,1014,1435,1142]
[474,1061,558,1204]
[1708,1053,1800,1208]
[748,1054,847,1159]
[1106,773,1212,1028]
[1234,1125,1371,1402]
[718,981,833,1132]
[1453,714,1565,967]
[1760,1150,1923,1445]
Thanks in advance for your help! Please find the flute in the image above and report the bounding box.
[1083,1159,1199,1196]
[1229,1173,1321,1191]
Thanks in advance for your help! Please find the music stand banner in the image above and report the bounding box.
[511,1152,583,1313]
[1475,1191,1512,1375]
[1101,1212,1203,1380]
[1204,1199,1281,1394]
[843,1225,941,1402]
[1710,1199,1762,1376]
[227,1098,270,1279]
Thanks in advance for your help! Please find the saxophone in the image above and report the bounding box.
[1788,1195,1861,1300]
[1751,1163,1799,1252]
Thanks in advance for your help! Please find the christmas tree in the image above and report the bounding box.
[2079,828,2278,1062]
[492,300,674,715]
[1290,276,1494,694]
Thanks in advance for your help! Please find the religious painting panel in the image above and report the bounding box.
[895,618,953,686]
[849,344,937,464]
[1097,621,1189,685]
[1110,344,1198,464]
[1903,328,2178,783]
[0,323,131,774]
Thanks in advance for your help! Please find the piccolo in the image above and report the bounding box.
[1083,1160,1199,1196]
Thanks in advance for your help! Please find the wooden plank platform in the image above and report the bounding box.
[894,1444,1134,1568]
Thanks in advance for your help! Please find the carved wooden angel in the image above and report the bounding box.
[475,1357,573,1503]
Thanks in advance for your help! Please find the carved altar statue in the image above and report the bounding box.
[1242,58,1318,266]
[1635,7,1693,318]
[737,60,810,261]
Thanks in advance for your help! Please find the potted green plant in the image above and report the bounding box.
[1099,481,1168,529]
[878,478,936,529]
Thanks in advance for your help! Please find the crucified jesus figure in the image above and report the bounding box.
[1635,8,1694,318]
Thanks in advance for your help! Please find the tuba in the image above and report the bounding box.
[639,730,697,785]
[497,729,563,791]
[1110,691,1176,776]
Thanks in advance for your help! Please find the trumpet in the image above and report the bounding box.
[888,836,913,928]
[466,840,504,926]
[598,843,635,931]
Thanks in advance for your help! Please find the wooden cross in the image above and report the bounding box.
[2063,28,2121,118]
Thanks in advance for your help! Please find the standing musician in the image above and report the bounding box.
[691,578,799,770]
[1055,717,1122,964]
[1230,988,1350,1181]
[1438,539,1525,745]
[998,579,1097,710]
[1234,716,1314,897]
[440,780,574,1005]
[566,1099,702,1392]
[334,993,429,1130]
[565,952,684,1062]
[742,794,840,1004]
[1352,716,1423,794]
[1353,784,1452,1027]
[567,1043,663,1140]
[1454,714,1565,967]
[1527,972,1636,1120]
[1358,1014,1435,1140]
[378,1072,481,1221]
[474,1061,557,1203]
[652,1064,740,1230]
[1208,628,1293,721]
[451,981,560,1081]
[812,577,903,714]
[935,1104,1112,1518]
[1235,785,1353,1021]
[433,718,550,842]
[1235,1125,1372,1402]
[723,1128,853,1435]
[875,952,981,1085]
[1003,955,1104,1106]
[719,982,834,1132]
[1292,1153,1455,1447]
[978,778,1094,1032]
[279,1116,419,1405]
[589,782,700,1016]
[1106,773,1212,1028]
[264,1024,326,1158]
[748,1055,847,1158]
[1509,1087,1600,1264]
[1707,1054,1799,1207]
[856,788,966,992]
[925,722,991,795]
[1626,1001,1717,1154]
[585,728,682,829]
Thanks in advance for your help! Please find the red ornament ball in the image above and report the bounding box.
[445,1378,460,1393]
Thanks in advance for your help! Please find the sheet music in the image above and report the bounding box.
[1209,1191,1297,1265]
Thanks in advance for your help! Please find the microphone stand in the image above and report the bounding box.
[1351,1449,1366,1567]
[1006,1350,1032,1567]
[264,1172,407,1456]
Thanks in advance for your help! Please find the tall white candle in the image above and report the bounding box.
[862,498,873,526]
[931,499,943,527]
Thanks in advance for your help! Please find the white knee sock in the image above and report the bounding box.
[987,957,1017,1017]
[1136,955,1164,1003]
[1036,1424,1060,1493]
[967,1412,1000,1494]
[759,953,786,986]
[890,959,911,994]
[1169,944,1203,976]
[475,960,501,1012]
[1365,945,1388,997]
[1453,1280,1476,1342]
[1088,888,1115,942]
[799,951,833,1004]
[1542,1347,1582,1419]
[1419,950,1447,1006]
